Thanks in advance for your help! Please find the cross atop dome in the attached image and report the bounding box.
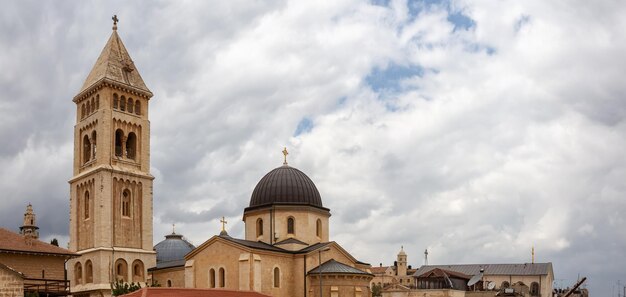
[112,15,119,30]
[282,147,289,165]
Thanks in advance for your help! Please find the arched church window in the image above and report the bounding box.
[316,219,322,237]
[120,96,126,111]
[84,191,90,219]
[81,104,85,118]
[115,129,124,157]
[167,280,172,287]
[115,259,128,281]
[113,94,119,109]
[219,267,225,287]
[74,262,82,285]
[287,217,295,234]
[83,135,91,163]
[90,98,95,114]
[91,131,97,158]
[122,190,131,217]
[127,98,134,113]
[85,260,93,283]
[273,267,280,288]
[126,132,137,160]
[135,100,141,115]
[256,218,263,237]
[209,268,216,288]
[530,282,539,296]
[132,260,144,282]
[86,100,91,114]
[96,94,100,110]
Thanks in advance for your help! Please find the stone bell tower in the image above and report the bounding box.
[67,16,156,297]
[19,203,39,239]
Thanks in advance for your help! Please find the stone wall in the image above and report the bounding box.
[0,266,23,297]
[0,253,65,280]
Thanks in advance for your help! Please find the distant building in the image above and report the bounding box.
[0,205,78,296]
[148,229,195,288]
[370,247,417,289]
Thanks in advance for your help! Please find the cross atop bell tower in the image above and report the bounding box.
[68,20,156,296]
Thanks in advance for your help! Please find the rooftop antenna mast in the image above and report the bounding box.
[424,249,429,265]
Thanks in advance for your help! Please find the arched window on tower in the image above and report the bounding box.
[316,219,322,238]
[86,100,91,114]
[81,104,85,118]
[132,260,144,282]
[113,94,119,109]
[287,217,295,234]
[135,100,141,115]
[219,267,225,287]
[126,132,137,160]
[90,98,95,114]
[91,131,97,159]
[273,267,280,288]
[96,94,100,109]
[115,259,128,281]
[83,135,91,163]
[209,268,216,288]
[74,262,82,285]
[530,282,539,296]
[127,98,134,113]
[115,129,124,157]
[120,96,126,111]
[256,218,263,237]
[85,260,93,283]
[122,190,131,217]
[84,191,90,220]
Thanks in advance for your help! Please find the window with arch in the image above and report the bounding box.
[530,282,539,296]
[316,219,322,237]
[209,268,216,288]
[120,96,126,111]
[132,260,144,282]
[115,259,128,281]
[256,218,263,237]
[115,129,124,157]
[167,280,172,287]
[287,217,295,234]
[127,98,134,113]
[84,191,90,220]
[74,262,82,285]
[126,132,137,160]
[122,190,131,217]
[90,98,95,113]
[135,100,141,115]
[501,281,510,289]
[85,260,93,283]
[218,267,225,287]
[91,131,97,158]
[113,94,119,109]
[83,135,91,163]
[273,267,280,288]
[86,100,91,114]
[96,95,100,109]
[81,104,85,118]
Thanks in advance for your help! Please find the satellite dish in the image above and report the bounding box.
[488,282,496,290]
[467,274,483,286]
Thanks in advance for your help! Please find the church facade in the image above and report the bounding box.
[67,19,156,297]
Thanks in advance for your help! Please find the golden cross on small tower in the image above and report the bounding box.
[220,216,227,232]
[112,15,119,30]
[282,147,289,165]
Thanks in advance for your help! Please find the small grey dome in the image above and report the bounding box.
[246,165,325,212]
[153,232,195,269]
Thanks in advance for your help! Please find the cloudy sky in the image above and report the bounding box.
[1,0,625,295]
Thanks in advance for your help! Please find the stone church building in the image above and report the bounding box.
[66,20,373,297]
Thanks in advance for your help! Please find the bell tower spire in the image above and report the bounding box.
[67,20,156,296]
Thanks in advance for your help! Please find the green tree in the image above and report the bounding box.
[372,284,383,297]
[111,279,142,296]
[50,238,59,246]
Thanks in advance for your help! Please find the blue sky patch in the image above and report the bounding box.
[294,117,314,136]
[366,63,424,92]
[448,11,475,31]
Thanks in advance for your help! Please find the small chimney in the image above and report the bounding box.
[380,263,383,267]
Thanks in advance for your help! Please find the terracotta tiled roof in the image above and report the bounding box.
[0,228,77,257]
[120,288,272,297]
[371,266,391,274]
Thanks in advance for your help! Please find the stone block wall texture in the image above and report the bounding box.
[0,254,65,280]
[0,268,23,297]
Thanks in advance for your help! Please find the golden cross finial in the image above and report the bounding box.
[220,216,227,232]
[532,246,535,264]
[282,147,289,165]
[112,15,119,30]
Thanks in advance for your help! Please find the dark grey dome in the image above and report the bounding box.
[246,165,325,211]
[153,233,195,269]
